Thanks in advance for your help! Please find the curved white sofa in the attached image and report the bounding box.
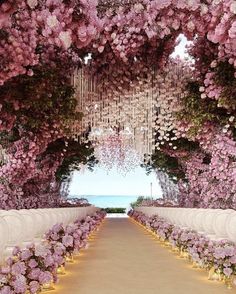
[134,207,236,243]
[0,206,98,264]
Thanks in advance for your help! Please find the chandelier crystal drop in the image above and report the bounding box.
[93,131,142,174]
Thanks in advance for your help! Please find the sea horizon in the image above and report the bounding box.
[70,194,143,197]
[69,194,161,209]
[70,194,160,197]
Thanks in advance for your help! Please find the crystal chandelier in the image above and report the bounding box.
[92,128,142,174]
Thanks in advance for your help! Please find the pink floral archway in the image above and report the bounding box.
[0,0,236,209]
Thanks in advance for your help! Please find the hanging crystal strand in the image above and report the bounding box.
[132,88,135,153]
[151,65,155,154]
[76,68,81,140]
[80,68,84,142]
[71,60,189,173]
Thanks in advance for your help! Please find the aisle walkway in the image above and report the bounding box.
[55,218,231,294]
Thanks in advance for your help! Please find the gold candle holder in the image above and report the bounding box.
[224,276,233,290]
[164,240,170,247]
[179,247,185,258]
[65,253,74,263]
[208,267,219,281]
[41,281,54,292]
[192,261,202,269]
[216,269,223,282]
[57,265,66,275]
[187,254,192,263]
[182,251,189,259]
[171,246,178,253]
[73,249,80,257]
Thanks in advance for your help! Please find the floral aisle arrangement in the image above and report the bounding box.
[128,210,236,289]
[0,210,106,294]
[130,195,178,208]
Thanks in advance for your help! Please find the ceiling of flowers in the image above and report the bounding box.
[0,0,236,210]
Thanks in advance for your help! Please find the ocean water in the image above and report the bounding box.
[74,195,139,209]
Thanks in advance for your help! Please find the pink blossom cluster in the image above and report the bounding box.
[179,124,236,209]
[88,0,236,93]
[0,0,102,85]
[0,210,106,294]
[0,125,65,209]
[1,0,236,87]
[161,117,236,209]
[0,244,57,294]
[134,198,178,207]
[0,1,22,30]
[45,212,105,255]
[128,210,236,278]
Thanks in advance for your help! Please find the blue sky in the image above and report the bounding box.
[69,166,162,197]
[171,34,191,58]
[69,35,189,198]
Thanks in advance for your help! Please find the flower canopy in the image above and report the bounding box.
[0,0,236,209]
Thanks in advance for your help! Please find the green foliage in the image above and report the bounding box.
[46,139,98,182]
[103,207,126,213]
[0,67,82,133]
[177,81,229,137]
[145,71,236,179]
[215,61,235,87]
[143,151,185,183]
[215,62,236,110]
[0,29,9,40]
[0,128,20,149]
[172,137,199,152]
[130,196,151,208]
[142,136,199,182]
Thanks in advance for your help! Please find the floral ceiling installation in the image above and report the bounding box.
[0,0,236,209]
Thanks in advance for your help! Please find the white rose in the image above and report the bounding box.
[187,21,195,32]
[199,86,205,92]
[59,31,72,49]
[229,116,235,122]
[187,0,195,4]
[46,15,59,28]
[27,0,38,9]
[134,3,144,13]
[230,1,236,14]
[201,4,208,15]
[212,0,222,5]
